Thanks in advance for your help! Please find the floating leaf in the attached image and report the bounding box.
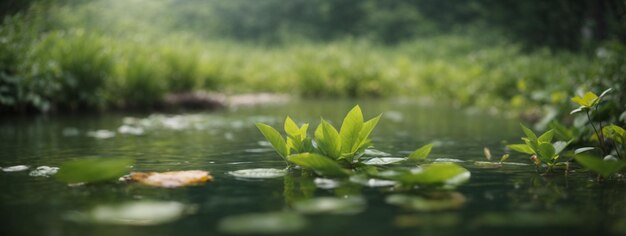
[256,123,289,159]
[363,149,391,157]
[56,158,133,184]
[433,158,465,163]
[363,157,407,165]
[386,192,466,212]
[575,154,626,178]
[349,175,397,187]
[408,143,433,161]
[393,163,470,186]
[473,161,502,168]
[314,178,341,189]
[124,170,213,187]
[218,212,307,234]
[293,197,366,215]
[29,166,59,177]
[288,153,350,177]
[87,130,116,139]
[2,165,30,172]
[66,201,189,225]
[228,168,286,179]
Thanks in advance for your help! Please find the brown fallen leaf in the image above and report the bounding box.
[123,170,213,188]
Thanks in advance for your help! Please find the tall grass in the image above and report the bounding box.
[1,11,621,113]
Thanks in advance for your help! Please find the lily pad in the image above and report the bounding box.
[228,168,286,179]
[218,212,307,234]
[125,170,213,188]
[2,165,30,172]
[29,166,59,177]
[363,157,407,165]
[66,201,189,225]
[386,192,466,211]
[293,197,366,215]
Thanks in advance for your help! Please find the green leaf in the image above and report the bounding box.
[571,91,598,108]
[507,144,534,155]
[256,123,289,159]
[354,114,382,153]
[339,105,364,156]
[537,142,556,162]
[603,125,626,144]
[394,163,470,185]
[56,158,134,183]
[538,129,554,143]
[408,143,433,161]
[574,147,595,155]
[218,212,307,234]
[321,120,341,158]
[288,153,350,177]
[284,116,301,138]
[575,154,626,178]
[499,154,510,162]
[520,124,537,141]
[552,141,568,154]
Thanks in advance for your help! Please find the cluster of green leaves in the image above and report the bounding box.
[509,88,626,179]
[507,124,568,171]
[256,105,470,186]
[569,88,626,178]
[256,105,380,168]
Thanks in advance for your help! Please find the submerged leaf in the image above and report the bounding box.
[56,158,134,184]
[218,212,307,234]
[408,143,433,161]
[125,170,213,187]
[228,168,286,179]
[288,153,350,177]
[575,154,626,178]
[67,201,189,226]
[293,197,366,215]
[386,192,466,211]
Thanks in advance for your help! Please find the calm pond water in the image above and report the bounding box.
[1,100,625,236]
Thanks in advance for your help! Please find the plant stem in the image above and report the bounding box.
[586,109,605,155]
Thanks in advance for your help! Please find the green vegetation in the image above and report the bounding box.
[508,88,626,179]
[55,158,134,183]
[0,0,624,115]
[257,105,469,186]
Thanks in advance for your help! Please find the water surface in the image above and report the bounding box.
[1,100,624,236]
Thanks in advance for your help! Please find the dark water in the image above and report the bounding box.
[0,100,625,236]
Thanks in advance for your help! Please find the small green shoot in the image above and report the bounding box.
[408,143,433,161]
[507,124,567,172]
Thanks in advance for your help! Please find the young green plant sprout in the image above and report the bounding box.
[507,124,569,173]
[570,88,626,179]
[255,105,470,185]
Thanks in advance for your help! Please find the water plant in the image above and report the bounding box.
[507,124,569,173]
[569,88,626,178]
[256,105,470,186]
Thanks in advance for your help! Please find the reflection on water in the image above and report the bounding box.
[0,100,625,235]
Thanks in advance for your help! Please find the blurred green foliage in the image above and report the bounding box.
[0,0,624,114]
